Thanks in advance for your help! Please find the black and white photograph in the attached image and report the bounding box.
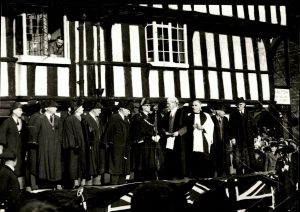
[0,1,299,211]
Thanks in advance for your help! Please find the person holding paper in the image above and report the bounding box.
[160,97,187,180]
[185,100,214,178]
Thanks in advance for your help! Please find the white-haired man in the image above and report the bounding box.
[160,97,187,180]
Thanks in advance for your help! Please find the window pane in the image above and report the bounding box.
[173,41,178,51]
[172,29,177,40]
[178,29,184,40]
[147,39,153,51]
[179,41,184,52]
[159,52,164,61]
[158,27,163,37]
[179,53,185,63]
[146,26,153,38]
[163,28,168,39]
[164,40,169,51]
[165,52,170,61]
[148,51,154,62]
[173,53,178,63]
[158,40,163,51]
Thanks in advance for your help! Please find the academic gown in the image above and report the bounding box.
[102,113,131,176]
[34,114,63,181]
[62,115,87,180]
[81,113,105,176]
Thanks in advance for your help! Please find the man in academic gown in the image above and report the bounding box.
[160,97,187,180]
[81,100,105,185]
[34,100,63,188]
[63,100,87,188]
[102,100,134,185]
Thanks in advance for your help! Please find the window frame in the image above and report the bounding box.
[15,13,70,65]
[145,21,189,68]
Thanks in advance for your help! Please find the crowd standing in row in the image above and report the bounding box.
[0,97,298,211]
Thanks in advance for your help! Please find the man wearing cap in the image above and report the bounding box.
[62,100,87,188]
[102,100,134,185]
[0,151,21,212]
[264,141,279,172]
[33,100,63,189]
[228,97,257,175]
[131,98,161,181]
[0,101,27,189]
[211,103,231,177]
[81,100,105,185]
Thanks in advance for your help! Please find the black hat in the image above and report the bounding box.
[44,100,58,108]
[236,97,246,104]
[10,102,23,111]
[269,141,279,147]
[263,146,271,152]
[0,151,17,161]
[140,98,151,106]
[118,100,135,110]
[69,99,84,114]
[83,100,103,111]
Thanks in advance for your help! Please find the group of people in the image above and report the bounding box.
[0,96,298,211]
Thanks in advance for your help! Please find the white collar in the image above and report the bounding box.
[89,111,97,120]
[6,164,15,171]
[11,116,20,124]
[170,107,178,116]
[119,111,125,120]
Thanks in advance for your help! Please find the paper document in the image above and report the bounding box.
[166,137,175,150]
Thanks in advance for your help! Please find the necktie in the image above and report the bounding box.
[219,118,223,140]
[50,115,54,125]
[169,113,174,133]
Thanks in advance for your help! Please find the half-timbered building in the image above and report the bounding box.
[0,1,299,138]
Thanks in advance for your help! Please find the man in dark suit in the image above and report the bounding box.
[160,97,187,180]
[0,151,21,212]
[211,104,231,177]
[0,102,27,189]
[228,97,257,175]
[102,100,134,185]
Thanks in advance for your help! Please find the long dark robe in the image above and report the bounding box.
[0,165,21,212]
[228,109,257,173]
[0,117,27,177]
[62,115,87,180]
[102,113,130,175]
[81,113,105,176]
[211,115,231,176]
[160,108,186,179]
[34,114,62,181]
[26,112,42,176]
[131,112,161,180]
